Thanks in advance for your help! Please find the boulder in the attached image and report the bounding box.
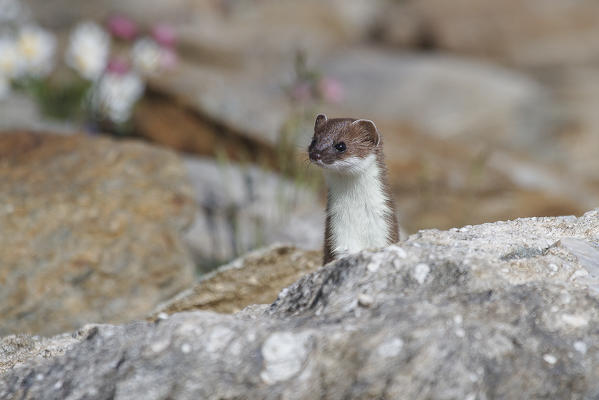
[373,0,599,185]
[376,0,599,69]
[182,157,324,270]
[317,50,552,150]
[150,244,322,317]
[0,132,196,336]
[2,209,599,398]
[144,49,552,154]
[0,94,77,134]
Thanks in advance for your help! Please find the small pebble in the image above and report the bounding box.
[543,354,557,365]
[367,262,380,272]
[573,341,587,354]
[157,312,169,320]
[181,343,191,353]
[357,293,374,307]
[413,263,430,284]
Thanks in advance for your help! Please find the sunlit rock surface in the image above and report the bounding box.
[149,244,322,317]
[0,132,196,336]
[2,209,599,398]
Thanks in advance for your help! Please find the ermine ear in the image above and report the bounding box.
[315,114,328,130]
[351,119,380,147]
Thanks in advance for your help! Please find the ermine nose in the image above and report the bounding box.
[310,152,321,161]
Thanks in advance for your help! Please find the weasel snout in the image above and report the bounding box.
[309,150,322,163]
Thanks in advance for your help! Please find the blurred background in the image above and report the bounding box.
[2,0,599,334]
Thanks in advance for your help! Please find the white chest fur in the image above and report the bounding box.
[324,154,392,258]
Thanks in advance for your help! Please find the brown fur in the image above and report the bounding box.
[309,115,400,265]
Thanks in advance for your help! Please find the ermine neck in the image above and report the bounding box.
[325,154,392,257]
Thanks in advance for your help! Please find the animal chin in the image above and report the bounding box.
[325,155,374,175]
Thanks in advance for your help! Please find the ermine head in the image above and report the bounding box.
[308,114,380,175]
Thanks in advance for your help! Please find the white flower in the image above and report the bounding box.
[17,25,56,77]
[0,36,24,79]
[0,74,9,99]
[66,22,110,81]
[131,38,161,75]
[92,71,144,123]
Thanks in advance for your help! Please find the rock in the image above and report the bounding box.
[0,132,196,337]
[30,0,378,55]
[174,0,378,65]
[0,93,77,134]
[376,0,599,69]
[132,95,278,164]
[150,244,322,317]
[145,49,552,154]
[0,325,97,375]
[373,1,599,186]
[182,157,324,270]
[377,122,595,231]
[538,67,599,182]
[2,209,599,398]
[317,50,552,150]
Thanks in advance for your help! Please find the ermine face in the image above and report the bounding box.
[308,114,380,175]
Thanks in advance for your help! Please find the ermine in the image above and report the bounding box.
[308,114,399,264]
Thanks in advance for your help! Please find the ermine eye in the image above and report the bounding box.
[334,142,346,152]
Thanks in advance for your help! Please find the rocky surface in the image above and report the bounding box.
[143,49,552,154]
[182,157,324,270]
[381,122,599,231]
[2,209,599,398]
[150,244,322,317]
[375,0,599,184]
[0,326,97,376]
[0,94,77,134]
[376,0,599,68]
[0,132,196,337]
[319,50,551,150]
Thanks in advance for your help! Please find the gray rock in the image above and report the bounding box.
[318,50,552,151]
[149,49,552,155]
[182,157,324,270]
[0,325,97,375]
[0,93,78,134]
[2,209,599,398]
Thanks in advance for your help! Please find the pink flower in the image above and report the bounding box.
[290,82,312,102]
[106,57,130,75]
[318,77,344,103]
[151,24,176,48]
[107,15,138,40]
[160,47,178,70]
